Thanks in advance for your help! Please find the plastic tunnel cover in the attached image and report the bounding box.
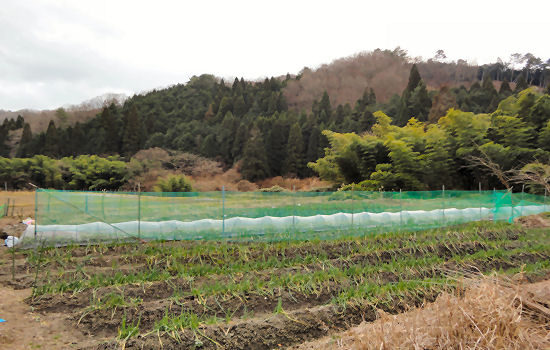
[16,189,550,248]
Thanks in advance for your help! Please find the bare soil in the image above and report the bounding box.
[0,285,100,350]
[0,225,547,350]
[516,212,550,228]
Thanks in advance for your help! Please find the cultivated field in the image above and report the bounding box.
[0,219,549,349]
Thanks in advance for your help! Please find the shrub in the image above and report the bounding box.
[236,180,258,192]
[258,185,287,192]
[153,174,193,192]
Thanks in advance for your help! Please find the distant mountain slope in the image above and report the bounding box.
[283,49,479,111]
[0,93,127,133]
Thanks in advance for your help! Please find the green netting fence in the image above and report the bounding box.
[17,189,549,247]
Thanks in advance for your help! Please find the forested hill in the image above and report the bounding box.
[1,49,550,190]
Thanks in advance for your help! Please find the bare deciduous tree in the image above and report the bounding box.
[510,162,550,194]
[465,147,513,190]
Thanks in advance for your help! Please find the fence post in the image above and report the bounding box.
[5,198,9,217]
[292,185,296,236]
[137,183,141,240]
[545,188,547,211]
[10,199,15,217]
[34,190,38,239]
[520,184,525,217]
[442,185,445,226]
[85,193,89,214]
[493,187,498,222]
[351,187,354,230]
[510,188,514,223]
[101,192,105,220]
[222,185,225,236]
[399,189,403,231]
[479,182,482,221]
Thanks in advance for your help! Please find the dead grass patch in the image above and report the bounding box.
[294,275,550,350]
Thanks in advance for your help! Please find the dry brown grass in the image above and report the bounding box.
[293,275,550,350]
[0,191,35,218]
[258,176,332,191]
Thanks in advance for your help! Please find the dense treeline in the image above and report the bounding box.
[0,155,129,190]
[2,51,550,190]
[310,88,550,191]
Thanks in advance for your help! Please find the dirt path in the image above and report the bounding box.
[0,285,98,350]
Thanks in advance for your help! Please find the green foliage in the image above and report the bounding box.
[16,123,33,158]
[514,74,528,92]
[122,105,144,156]
[65,155,129,190]
[528,94,550,130]
[118,314,140,341]
[5,62,550,187]
[518,162,550,194]
[397,64,431,126]
[241,129,270,182]
[44,120,59,157]
[499,79,512,96]
[154,175,193,192]
[539,121,550,151]
[284,123,304,177]
[310,97,550,190]
[0,155,129,190]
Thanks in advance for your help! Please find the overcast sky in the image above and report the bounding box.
[1,0,549,111]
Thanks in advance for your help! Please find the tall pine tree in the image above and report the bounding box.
[240,128,270,181]
[122,105,142,156]
[16,123,33,157]
[43,120,59,157]
[284,123,305,177]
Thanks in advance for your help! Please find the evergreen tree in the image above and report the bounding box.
[218,111,238,164]
[514,74,528,92]
[404,64,422,94]
[217,96,233,118]
[397,64,427,125]
[15,115,24,129]
[481,74,497,96]
[408,81,432,122]
[266,118,287,176]
[240,128,270,181]
[99,106,119,153]
[368,88,376,105]
[43,120,59,157]
[201,134,218,158]
[231,122,249,160]
[334,105,345,125]
[528,95,550,130]
[358,110,376,131]
[306,125,322,162]
[16,123,33,157]
[233,95,247,117]
[538,120,550,151]
[122,105,141,156]
[0,125,8,157]
[428,86,457,123]
[318,91,332,123]
[499,79,512,96]
[71,122,85,155]
[284,123,304,177]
